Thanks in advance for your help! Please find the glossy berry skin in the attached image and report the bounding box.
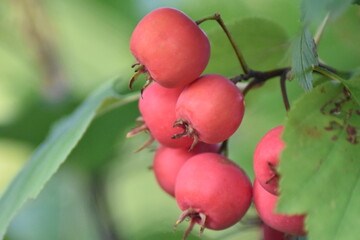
[153,143,219,197]
[130,7,210,88]
[139,82,193,148]
[254,125,284,195]
[253,180,306,236]
[175,153,252,230]
[175,74,245,144]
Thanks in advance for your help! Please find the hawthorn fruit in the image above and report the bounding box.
[153,143,219,197]
[130,7,210,89]
[253,179,306,236]
[253,125,284,195]
[174,153,252,238]
[174,74,245,148]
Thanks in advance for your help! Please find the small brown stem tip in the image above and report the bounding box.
[131,62,141,68]
[129,64,145,90]
[126,116,155,152]
[133,135,154,153]
[172,119,199,151]
[266,162,279,184]
[174,208,207,240]
[126,123,148,138]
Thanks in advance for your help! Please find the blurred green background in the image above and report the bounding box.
[0,0,359,239]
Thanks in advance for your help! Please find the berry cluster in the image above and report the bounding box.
[127,7,307,240]
[128,7,251,238]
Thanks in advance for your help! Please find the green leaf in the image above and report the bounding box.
[301,0,353,24]
[344,71,360,106]
[291,28,318,91]
[206,17,289,76]
[0,81,139,238]
[0,98,80,146]
[7,170,101,240]
[277,81,360,240]
[68,100,139,172]
[312,66,360,106]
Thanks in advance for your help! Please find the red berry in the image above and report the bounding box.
[253,125,284,195]
[130,8,210,88]
[174,153,252,238]
[253,179,306,236]
[139,82,193,148]
[262,223,289,240]
[153,143,219,197]
[174,74,245,147]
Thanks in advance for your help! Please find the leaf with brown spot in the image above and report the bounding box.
[277,81,360,240]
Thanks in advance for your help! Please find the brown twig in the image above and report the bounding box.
[232,63,340,94]
[234,68,290,96]
[196,13,250,74]
[280,72,291,112]
[230,63,344,113]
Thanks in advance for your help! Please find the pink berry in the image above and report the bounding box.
[139,82,193,148]
[153,143,219,197]
[130,7,210,88]
[253,179,306,236]
[253,125,284,195]
[174,153,252,238]
[174,74,245,147]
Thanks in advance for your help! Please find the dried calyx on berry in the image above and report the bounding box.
[173,74,245,150]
